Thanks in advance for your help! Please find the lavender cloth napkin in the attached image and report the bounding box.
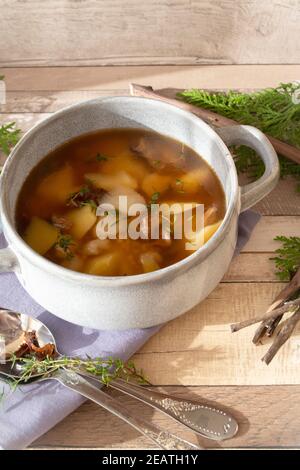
[0,211,260,449]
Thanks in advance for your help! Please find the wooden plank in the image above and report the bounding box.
[1,65,300,92]
[242,216,300,252]
[130,283,300,385]
[31,385,300,449]
[223,253,278,282]
[0,1,299,67]
[0,91,128,113]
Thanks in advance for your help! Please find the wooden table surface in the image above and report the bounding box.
[1,64,300,449]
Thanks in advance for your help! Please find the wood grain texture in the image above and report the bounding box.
[242,216,300,251]
[1,65,300,91]
[0,1,300,66]
[32,385,300,449]
[132,283,300,385]
[223,253,278,282]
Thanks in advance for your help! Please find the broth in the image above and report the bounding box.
[16,128,226,276]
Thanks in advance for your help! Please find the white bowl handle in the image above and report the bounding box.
[0,246,19,273]
[217,125,280,212]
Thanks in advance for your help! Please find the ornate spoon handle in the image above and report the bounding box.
[53,369,201,450]
[109,379,238,441]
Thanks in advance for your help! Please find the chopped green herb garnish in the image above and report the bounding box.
[175,178,185,193]
[56,234,75,260]
[153,160,161,167]
[67,186,100,212]
[81,199,98,212]
[270,236,300,281]
[67,186,89,206]
[148,191,160,208]
[96,153,109,162]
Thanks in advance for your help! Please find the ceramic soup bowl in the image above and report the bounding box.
[0,97,279,330]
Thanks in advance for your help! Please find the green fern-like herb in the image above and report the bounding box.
[178,83,300,190]
[0,122,21,156]
[270,236,300,280]
[0,76,21,163]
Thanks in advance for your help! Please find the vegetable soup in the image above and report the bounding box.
[16,128,225,276]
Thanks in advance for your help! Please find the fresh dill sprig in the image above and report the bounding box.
[270,236,300,280]
[178,83,300,190]
[0,122,21,156]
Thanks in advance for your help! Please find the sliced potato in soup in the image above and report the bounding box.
[23,217,59,255]
[36,164,76,205]
[85,252,120,276]
[66,205,97,240]
[142,173,171,197]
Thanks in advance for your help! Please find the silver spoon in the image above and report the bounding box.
[0,308,201,450]
[0,308,238,442]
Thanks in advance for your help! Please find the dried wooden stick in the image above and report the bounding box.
[230,268,300,364]
[253,268,300,344]
[230,298,300,333]
[130,83,300,166]
[262,307,300,365]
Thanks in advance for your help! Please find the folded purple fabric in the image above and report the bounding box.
[0,210,260,449]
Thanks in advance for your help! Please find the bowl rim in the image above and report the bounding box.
[0,95,239,286]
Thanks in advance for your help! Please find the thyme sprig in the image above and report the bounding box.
[270,236,300,281]
[179,83,300,191]
[2,354,149,395]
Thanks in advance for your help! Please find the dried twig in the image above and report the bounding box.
[230,298,300,333]
[252,268,300,344]
[262,308,300,365]
[230,267,300,364]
